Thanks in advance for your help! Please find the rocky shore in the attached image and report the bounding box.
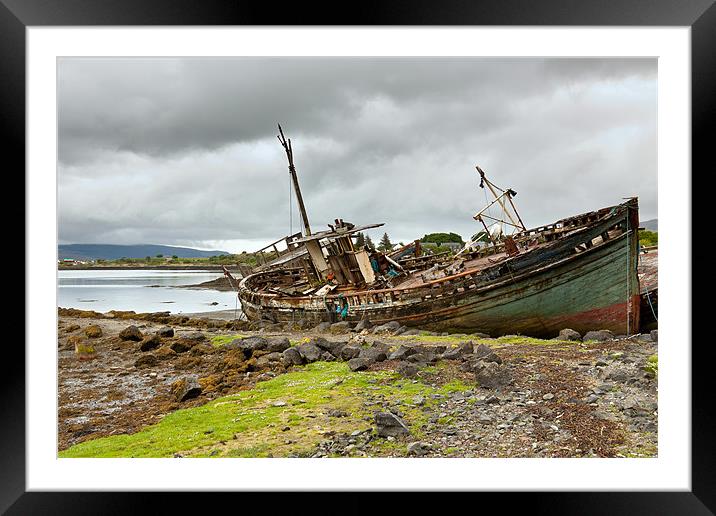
[57,307,658,458]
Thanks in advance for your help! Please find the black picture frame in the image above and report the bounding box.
[5,0,711,513]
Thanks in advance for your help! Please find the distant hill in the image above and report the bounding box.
[58,244,230,261]
[641,219,658,232]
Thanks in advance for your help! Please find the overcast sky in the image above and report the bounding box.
[58,57,657,253]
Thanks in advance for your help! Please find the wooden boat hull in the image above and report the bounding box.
[239,201,641,338]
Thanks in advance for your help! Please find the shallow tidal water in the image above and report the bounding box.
[57,269,240,315]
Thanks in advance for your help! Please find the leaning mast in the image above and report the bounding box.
[278,124,312,236]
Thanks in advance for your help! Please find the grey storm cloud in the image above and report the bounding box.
[58,57,657,252]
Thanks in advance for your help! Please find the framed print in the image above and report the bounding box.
[5,0,713,513]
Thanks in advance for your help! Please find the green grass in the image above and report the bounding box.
[59,362,472,458]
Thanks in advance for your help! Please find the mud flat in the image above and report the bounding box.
[57,308,658,458]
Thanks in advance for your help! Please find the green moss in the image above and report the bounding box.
[59,362,473,458]
[209,334,244,348]
[643,354,658,378]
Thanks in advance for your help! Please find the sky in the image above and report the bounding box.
[58,57,657,253]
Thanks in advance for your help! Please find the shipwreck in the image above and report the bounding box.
[234,125,657,338]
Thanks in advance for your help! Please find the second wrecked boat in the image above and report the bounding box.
[237,126,647,338]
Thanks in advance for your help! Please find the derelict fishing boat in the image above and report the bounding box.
[237,126,643,338]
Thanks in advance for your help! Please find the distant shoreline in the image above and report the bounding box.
[58,265,241,271]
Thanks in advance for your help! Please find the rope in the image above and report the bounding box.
[289,171,293,236]
[626,208,631,336]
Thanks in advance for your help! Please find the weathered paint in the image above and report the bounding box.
[239,199,641,338]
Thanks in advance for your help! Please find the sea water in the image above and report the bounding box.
[57,269,240,315]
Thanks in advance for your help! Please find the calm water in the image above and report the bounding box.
[58,269,240,314]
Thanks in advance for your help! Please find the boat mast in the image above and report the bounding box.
[473,166,527,233]
[278,124,312,236]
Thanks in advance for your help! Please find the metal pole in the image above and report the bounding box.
[278,124,312,236]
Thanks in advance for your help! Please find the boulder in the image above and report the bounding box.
[407,352,437,364]
[282,347,305,366]
[358,347,387,365]
[354,319,373,332]
[170,339,197,354]
[396,361,419,378]
[238,336,269,352]
[557,328,582,342]
[84,325,103,339]
[472,344,502,364]
[185,332,206,341]
[255,352,284,368]
[347,357,371,371]
[441,347,463,361]
[134,354,158,368]
[474,361,512,390]
[370,340,392,354]
[400,329,422,336]
[340,344,362,360]
[315,321,332,332]
[190,343,215,356]
[407,441,430,457]
[157,327,174,338]
[297,342,323,363]
[375,412,410,438]
[388,345,416,361]
[650,329,658,342]
[583,330,615,342]
[139,334,162,352]
[329,321,353,334]
[265,337,291,353]
[371,321,402,334]
[311,337,344,355]
[119,325,143,341]
[171,376,203,402]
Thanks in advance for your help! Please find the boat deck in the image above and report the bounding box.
[638,248,658,293]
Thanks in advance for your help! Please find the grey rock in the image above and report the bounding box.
[255,352,283,367]
[557,328,582,341]
[139,334,161,352]
[170,339,196,353]
[329,321,353,334]
[358,347,387,364]
[157,327,174,338]
[171,375,202,402]
[388,345,415,361]
[650,329,658,342]
[473,343,502,364]
[185,332,206,341]
[354,319,373,332]
[315,321,332,332]
[340,344,362,360]
[119,325,143,341]
[282,347,305,366]
[297,342,323,363]
[407,352,437,364]
[265,337,291,353]
[407,441,430,456]
[584,330,615,342]
[400,329,422,336]
[134,354,158,368]
[348,358,371,371]
[375,411,410,438]
[372,321,402,334]
[474,362,513,390]
[396,361,419,378]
